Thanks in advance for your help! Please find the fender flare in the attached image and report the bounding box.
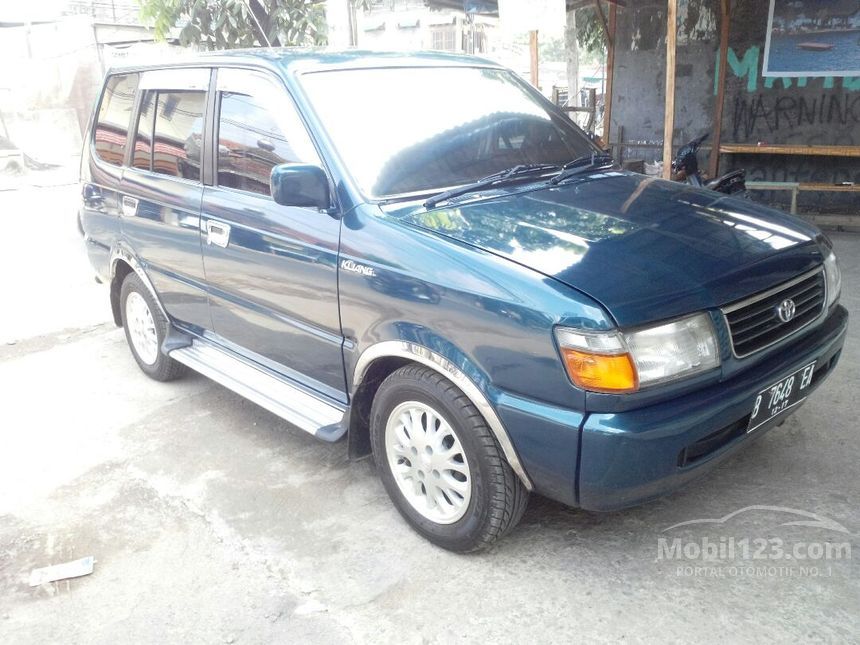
[353,340,534,491]
[109,244,169,320]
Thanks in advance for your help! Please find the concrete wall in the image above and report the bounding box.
[0,16,102,125]
[609,0,859,213]
[0,16,102,164]
[0,17,187,166]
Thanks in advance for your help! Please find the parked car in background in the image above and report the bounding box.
[79,50,847,551]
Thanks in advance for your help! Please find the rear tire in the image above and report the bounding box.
[370,364,529,552]
[120,273,186,382]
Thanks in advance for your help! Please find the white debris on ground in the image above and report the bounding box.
[28,556,94,587]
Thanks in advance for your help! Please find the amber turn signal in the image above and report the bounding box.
[560,347,639,393]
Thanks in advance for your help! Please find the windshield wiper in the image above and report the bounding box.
[423,163,560,209]
[549,153,616,185]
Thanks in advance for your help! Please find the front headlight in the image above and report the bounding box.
[820,237,841,308]
[555,313,720,393]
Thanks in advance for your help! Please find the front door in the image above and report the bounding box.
[200,68,345,400]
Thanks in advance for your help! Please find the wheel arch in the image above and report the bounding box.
[109,244,168,327]
[349,340,534,491]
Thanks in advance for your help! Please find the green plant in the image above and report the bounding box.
[575,4,607,56]
[138,0,327,49]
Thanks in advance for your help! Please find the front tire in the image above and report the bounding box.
[370,364,529,552]
[120,273,186,382]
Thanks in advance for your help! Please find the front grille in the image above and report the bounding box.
[723,267,826,358]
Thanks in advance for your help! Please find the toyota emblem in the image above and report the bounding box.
[776,298,796,323]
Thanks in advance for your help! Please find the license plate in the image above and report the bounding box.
[747,362,816,433]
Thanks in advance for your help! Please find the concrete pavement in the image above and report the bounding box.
[1,185,858,644]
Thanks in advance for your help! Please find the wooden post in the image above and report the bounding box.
[347,0,358,46]
[602,2,617,145]
[661,0,678,179]
[708,0,731,178]
[529,30,539,88]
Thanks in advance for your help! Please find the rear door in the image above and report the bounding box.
[81,73,138,278]
[200,68,345,400]
[120,68,211,330]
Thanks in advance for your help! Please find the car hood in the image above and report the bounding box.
[394,171,823,326]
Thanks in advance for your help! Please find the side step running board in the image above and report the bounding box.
[169,339,347,442]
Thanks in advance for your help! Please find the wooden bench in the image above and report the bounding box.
[798,182,860,193]
[721,144,859,215]
[720,144,860,158]
[746,181,800,214]
[745,182,858,215]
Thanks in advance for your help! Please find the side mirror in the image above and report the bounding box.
[270,163,330,210]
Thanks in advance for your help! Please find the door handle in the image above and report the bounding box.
[206,220,231,248]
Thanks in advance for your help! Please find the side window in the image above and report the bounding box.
[152,91,205,181]
[132,90,156,171]
[217,90,319,197]
[93,73,139,166]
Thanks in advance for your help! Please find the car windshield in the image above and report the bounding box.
[299,66,598,200]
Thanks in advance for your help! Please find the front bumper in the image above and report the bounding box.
[577,305,848,511]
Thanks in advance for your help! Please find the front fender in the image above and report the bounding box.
[353,336,534,490]
[339,205,604,504]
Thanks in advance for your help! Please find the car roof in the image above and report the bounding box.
[107,48,504,76]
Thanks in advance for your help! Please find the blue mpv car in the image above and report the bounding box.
[79,50,847,551]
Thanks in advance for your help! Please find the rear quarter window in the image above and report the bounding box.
[93,74,139,166]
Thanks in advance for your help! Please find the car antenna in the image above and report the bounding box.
[242,0,273,48]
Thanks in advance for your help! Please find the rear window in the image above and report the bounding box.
[152,91,205,181]
[93,74,139,166]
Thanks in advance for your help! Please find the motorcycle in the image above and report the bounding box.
[672,133,747,196]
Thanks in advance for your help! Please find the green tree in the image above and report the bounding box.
[563,3,608,108]
[574,5,606,56]
[138,0,327,49]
